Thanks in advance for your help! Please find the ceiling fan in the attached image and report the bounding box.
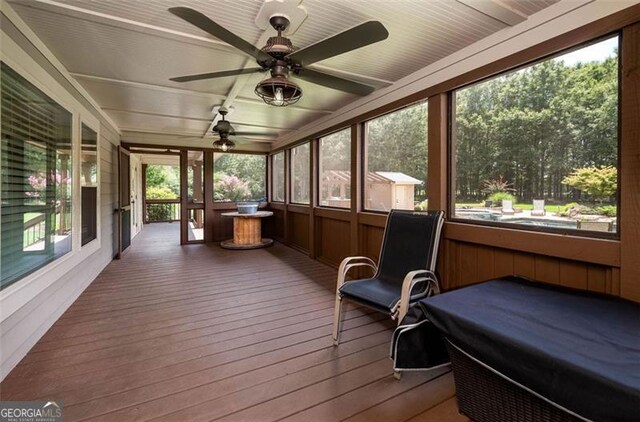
[211,108,275,151]
[168,7,389,106]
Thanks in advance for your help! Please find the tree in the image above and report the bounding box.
[214,153,266,200]
[562,166,617,202]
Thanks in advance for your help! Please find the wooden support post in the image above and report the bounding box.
[427,93,448,213]
[284,149,290,244]
[203,150,214,243]
[350,124,362,257]
[141,164,147,224]
[309,139,318,258]
[179,150,188,245]
[620,22,640,302]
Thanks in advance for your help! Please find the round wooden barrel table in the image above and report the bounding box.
[220,211,274,249]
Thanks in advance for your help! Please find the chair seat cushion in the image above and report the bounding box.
[339,277,401,314]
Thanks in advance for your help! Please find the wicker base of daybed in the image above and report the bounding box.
[445,341,583,422]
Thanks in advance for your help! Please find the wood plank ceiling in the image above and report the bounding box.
[8,0,559,152]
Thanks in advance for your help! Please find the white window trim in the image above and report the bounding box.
[0,28,103,322]
[78,119,102,250]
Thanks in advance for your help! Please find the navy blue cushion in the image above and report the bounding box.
[421,276,640,422]
[340,277,401,314]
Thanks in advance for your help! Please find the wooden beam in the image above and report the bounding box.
[620,22,640,302]
[283,149,290,244]
[427,94,448,213]
[179,150,188,245]
[456,0,527,26]
[309,139,318,258]
[203,150,215,243]
[350,124,362,256]
[445,222,620,267]
[141,164,147,224]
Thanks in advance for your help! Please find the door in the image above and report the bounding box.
[116,146,131,258]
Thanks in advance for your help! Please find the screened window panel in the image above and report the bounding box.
[319,128,351,208]
[1,62,73,289]
[272,152,285,202]
[213,153,266,202]
[451,36,619,235]
[291,143,310,204]
[364,101,428,212]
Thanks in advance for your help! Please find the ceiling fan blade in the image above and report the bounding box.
[286,21,388,66]
[233,130,279,137]
[171,68,263,83]
[168,7,273,64]
[295,69,375,95]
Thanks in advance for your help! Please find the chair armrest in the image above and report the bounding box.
[336,256,378,290]
[395,270,440,322]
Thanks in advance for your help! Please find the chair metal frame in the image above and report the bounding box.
[332,210,444,346]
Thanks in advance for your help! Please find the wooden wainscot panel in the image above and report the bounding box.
[316,216,351,267]
[359,223,385,264]
[357,212,386,228]
[265,207,285,241]
[287,204,311,215]
[440,240,622,297]
[288,212,310,252]
[315,207,351,221]
[444,222,620,267]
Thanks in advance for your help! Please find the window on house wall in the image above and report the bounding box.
[213,153,266,202]
[1,62,73,289]
[364,101,428,212]
[81,123,98,246]
[319,128,351,208]
[451,35,619,235]
[291,143,310,204]
[271,152,285,202]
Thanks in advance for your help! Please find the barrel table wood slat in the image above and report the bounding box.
[220,211,274,249]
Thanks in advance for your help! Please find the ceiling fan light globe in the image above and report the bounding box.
[213,139,235,151]
[255,76,302,107]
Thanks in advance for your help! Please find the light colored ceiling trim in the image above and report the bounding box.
[70,72,334,114]
[22,0,390,94]
[120,128,276,143]
[203,30,273,138]
[121,130,272,153]
[275,0,616,149]
[14,0,235,52]
[309,63,393,86]
[104,108,211,122]
[107,107,295,132]
[456,0,527,26]
[2,1,121,133]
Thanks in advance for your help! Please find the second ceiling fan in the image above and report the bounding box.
[168,7,389,106]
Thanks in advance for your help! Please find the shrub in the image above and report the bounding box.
[482,176,514,195]
[595,205,617,217]
[214,174,250,202]
[489,192,516,207]
[562,166,617,202]
[146,186,177,199]
[558,202,599,217]
[415,199,428,211]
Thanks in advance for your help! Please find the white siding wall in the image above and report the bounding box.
[0,3,121,380]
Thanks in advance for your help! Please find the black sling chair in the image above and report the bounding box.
[332,210,445,345]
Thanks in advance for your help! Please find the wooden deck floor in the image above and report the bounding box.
[1,223,466,421]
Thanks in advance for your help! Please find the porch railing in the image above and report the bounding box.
[23,213,46,248]
[145,199,180,223]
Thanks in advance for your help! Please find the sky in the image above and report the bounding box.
[554,36,618,66]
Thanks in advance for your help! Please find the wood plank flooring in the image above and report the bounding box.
[0,223,465,421]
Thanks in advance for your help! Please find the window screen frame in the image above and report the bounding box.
[447,33,622,240]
